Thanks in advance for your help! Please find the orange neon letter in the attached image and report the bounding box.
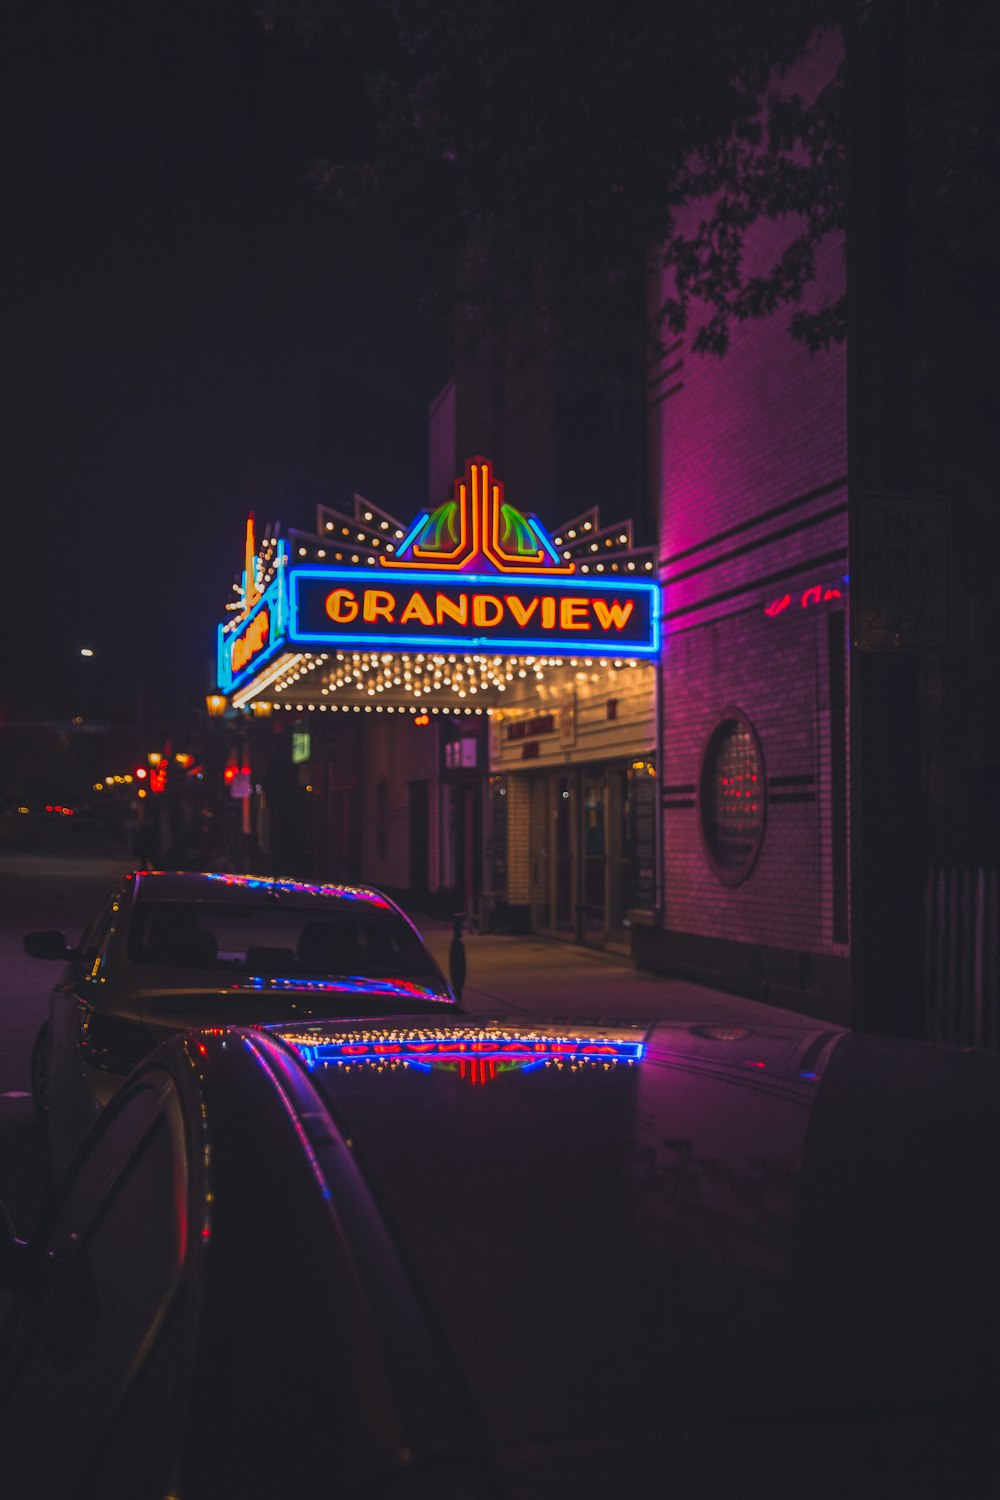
[472,594,504,628]
[560,598,590,631]
[363,589,396,623]
[436,594,469,626]
[505,595,539,628]
[592,599,634,631]
[399,591,435,626]
[325,589,359,624]
[232,609,270,671]
[541,597,556,629]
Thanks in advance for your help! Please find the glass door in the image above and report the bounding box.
[530,773,578,937]
[580,771,607,946]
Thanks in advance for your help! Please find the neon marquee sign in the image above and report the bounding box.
[216,460,659,692]
[290,569,657,656]
[288,456,657,658]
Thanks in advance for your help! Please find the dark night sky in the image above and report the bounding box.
[3,0,453,729]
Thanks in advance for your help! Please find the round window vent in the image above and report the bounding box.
[698,709,766,886]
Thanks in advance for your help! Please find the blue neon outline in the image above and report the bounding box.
[288,567,660,657]
[527,517,563,566]
[217,620,232,693]
[394,510,431,558]
[275,539,289,635]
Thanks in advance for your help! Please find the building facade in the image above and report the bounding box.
[634,31,848,1020]
[212,30,854,1025]
[214,460,659,949]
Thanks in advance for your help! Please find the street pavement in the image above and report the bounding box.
[415,916,834,1029]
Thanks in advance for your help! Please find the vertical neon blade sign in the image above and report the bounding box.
[217,535,289,692]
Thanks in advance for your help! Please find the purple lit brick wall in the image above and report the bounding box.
[652,30,850,1011]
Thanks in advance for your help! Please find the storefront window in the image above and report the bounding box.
[698,710,766,885]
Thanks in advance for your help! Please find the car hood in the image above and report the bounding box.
[280,1018,1000,1463]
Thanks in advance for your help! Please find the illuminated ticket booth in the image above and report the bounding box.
[216,458,659,949]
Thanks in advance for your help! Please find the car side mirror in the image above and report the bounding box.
[0,1202,30,1293]
[23,930,73,961]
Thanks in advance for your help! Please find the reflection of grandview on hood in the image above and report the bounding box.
[272,1018,1000,1486]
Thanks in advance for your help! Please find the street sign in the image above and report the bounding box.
[855,494,948,650]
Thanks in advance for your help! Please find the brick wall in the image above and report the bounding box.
[651,29,850,1011]
[661,605,849,953]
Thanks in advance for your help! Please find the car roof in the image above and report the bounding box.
[131,870,395,909]
[256,1016,1000,1467]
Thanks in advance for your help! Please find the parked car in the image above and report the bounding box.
[2,1016,998,1498]
[24,870,456,1176]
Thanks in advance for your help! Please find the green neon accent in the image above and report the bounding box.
[500,503,538,554]
[423,500,460,548]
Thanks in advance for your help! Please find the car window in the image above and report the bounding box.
[126,899,437,978]
[0,1080,189,1497]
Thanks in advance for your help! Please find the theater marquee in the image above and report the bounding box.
[290,570,657,655]
[217,457,660,696]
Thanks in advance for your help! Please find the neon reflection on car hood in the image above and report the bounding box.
[277,1024,644,1084]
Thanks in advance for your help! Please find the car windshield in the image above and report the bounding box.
[126,899,437,979]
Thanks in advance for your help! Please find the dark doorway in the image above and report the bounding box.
[408,780,429,897]
[453,782,482,923]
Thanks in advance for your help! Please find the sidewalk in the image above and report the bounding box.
[415,918,835,1030]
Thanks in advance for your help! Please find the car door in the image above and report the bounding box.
[47,885,123,1038]
[44,887,130,1144]
[0,1068,194,1499]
